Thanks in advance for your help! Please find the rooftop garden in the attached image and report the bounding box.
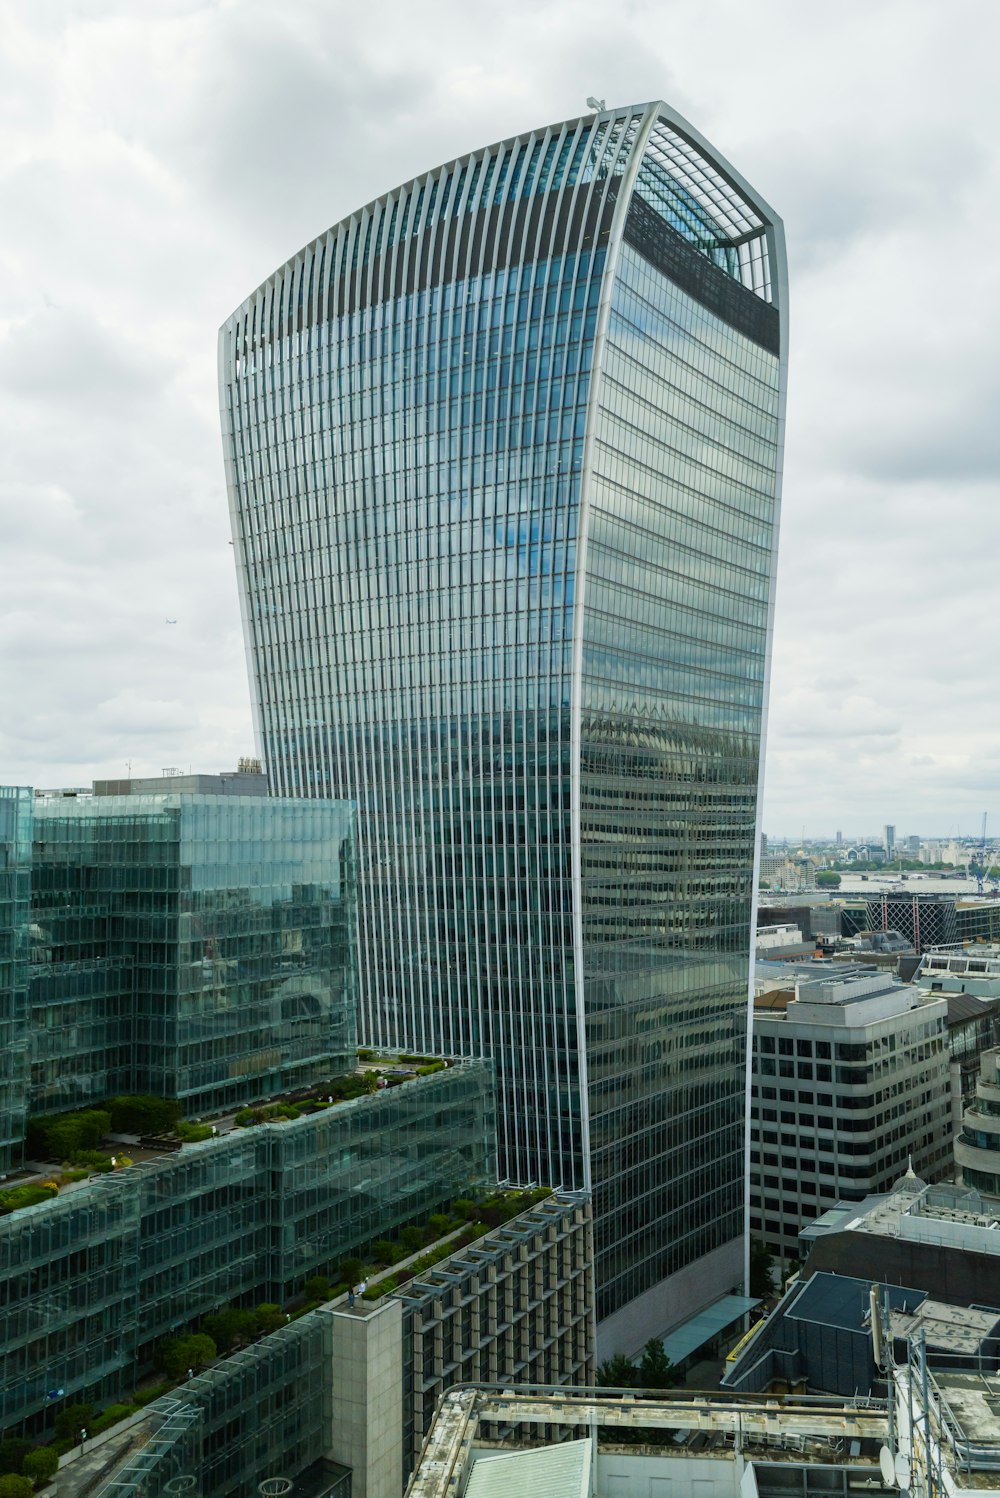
[5,1060,457,1211]
[0,1185,554,1468]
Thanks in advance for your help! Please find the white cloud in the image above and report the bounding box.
[1,0,998,834]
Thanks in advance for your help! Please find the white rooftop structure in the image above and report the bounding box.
[407,1377,1000,1498]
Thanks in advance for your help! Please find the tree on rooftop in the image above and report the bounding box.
[254,1304,285,1335]
[0,1445,31,1478]
[22,1448,59,1486]
[637,1338,680,1389]
[0,1474,34,1498]
[595,1353,637,1388]
[157,1333,216,1380]
[53,1405,93,1444]
[750,1239,776,1298]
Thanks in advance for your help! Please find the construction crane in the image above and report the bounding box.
[976,812,991,892]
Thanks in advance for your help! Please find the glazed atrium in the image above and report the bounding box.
[220,100,787,1345]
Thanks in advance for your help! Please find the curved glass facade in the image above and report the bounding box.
[220,101,787,1329]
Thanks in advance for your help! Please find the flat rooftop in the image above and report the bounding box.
[890,1300,1000,1356]
[933,1371,1000,1449]
[406,1388,892,1498]
[802,1175,1000,1256]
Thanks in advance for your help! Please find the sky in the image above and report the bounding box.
[1,0,998,837]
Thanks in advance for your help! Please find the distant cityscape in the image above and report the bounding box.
[760,824,1000,893]
[3,91,999,1498]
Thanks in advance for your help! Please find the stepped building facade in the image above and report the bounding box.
[220,100,787,1344]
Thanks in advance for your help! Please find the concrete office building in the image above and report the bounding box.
[220,100,788,1344]
[43,1191,592,1498]
[405,1370,999,1498]
[801,1174,1000,1313]
[914,946,1000,1131]
[750,965,951,1262]
[955,1044,1000,1193]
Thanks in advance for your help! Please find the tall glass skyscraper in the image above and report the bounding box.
[220,100,786,1344]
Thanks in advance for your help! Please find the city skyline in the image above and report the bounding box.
[2,2,999,835]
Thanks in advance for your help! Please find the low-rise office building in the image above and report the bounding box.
[755,924,815,960]
[801,1173,1000,1309]
[750,964,951,1263]
[92,764,268,797]
[955,1044,1000,1193]
[722,1270,1000,1396]
[0,787,31,1171]
[0,1061,495,1432]
[43,1191,593,1498]
[29,791,357,1119]
[405,1361,1000,1498]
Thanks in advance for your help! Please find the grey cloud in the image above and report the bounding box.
[0,306,165,407]
[1,0,999,834]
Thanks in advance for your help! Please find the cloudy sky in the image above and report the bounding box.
[1,0,997,837]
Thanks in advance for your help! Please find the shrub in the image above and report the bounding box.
[53,1405,94,1444]
[371,1240,399,1266]
[22,1447,59,1485]
[157,1333,216,1380]
[57,1169,88,1184]
[132,1382,171,1408]
[202,1308,256,1352]
[91,1404,137,1435]
[255,1304,286,1335]
[338,1256,363,1286]
[427,1213,454,1237]
[452,1199,476,1220]
[304,1275,331,1302]
[416,1062,445,1076]
[399,1226,425,1253]
[0,1443,31,1478]
[0,1184,58,1215]
[357,1048,376,1060]
[0,1475,34,1498]
[176,1121,212,1143]
[27,1110,111,1160]
[68,1151,115,1172]
[363,1277,395,1300]
[234,1108,261,1127]
[104,1095,181,1134]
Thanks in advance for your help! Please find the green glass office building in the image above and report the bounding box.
[30,793,356,1116]
[220,100,787,1343]
[0,788,32,1172]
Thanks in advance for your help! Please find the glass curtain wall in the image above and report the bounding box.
[0,1061,493,1429]
[221,102,786,1323]
[31,795,356,1114]
[581,127,782,1314]
[222,110,646,1191]
[0,788,31,1171]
